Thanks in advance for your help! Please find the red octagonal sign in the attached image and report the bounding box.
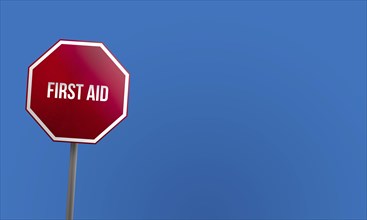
[26,40,130,144]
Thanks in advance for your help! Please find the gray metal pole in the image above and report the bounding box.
[66,143,78,220]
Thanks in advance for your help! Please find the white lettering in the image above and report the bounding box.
[47,82,55,98]
[59,83,67,99]
[67,84,76,99]
[100,86,109,102]
[54,82,58,98]
[46,82,107,101]
[95,85,100,101]
[86,85,95,101]
[76,84,84,100]
[47,82,84,100]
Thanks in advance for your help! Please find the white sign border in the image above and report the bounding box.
[26,40,130,144]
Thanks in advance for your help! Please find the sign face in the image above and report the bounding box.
[26,40,130,144]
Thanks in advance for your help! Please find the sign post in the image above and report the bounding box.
[26,40,130,220]
[66,143,78,220]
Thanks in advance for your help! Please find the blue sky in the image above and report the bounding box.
[1,1,366,219]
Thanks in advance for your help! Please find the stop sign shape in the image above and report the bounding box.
[26,40,130,144]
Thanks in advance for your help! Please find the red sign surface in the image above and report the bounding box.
[26,40,130,144]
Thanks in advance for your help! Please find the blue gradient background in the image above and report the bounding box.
[1,1,366,219]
